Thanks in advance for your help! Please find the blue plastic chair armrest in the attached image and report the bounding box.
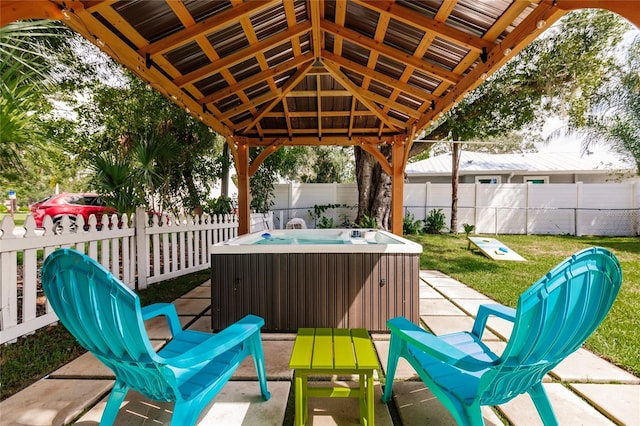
[168,315,265,368]
[471,303,516,339]
[142,303,183,337]
[388,317,494,371]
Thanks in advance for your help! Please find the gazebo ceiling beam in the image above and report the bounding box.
[50,0,234,138]
[376,0,459,133]
[173,21,312,88]
[353,0,495,53]
[324,61,404,131]
[256,127,392,135]
[246,136,395,147]
[321,51,437,102]
[241,61,316,134]
[310,0,323,60]
[320,19,461,85]
[199,53,314,105]
[138,0,281,57]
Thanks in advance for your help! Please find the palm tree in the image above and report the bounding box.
[0,20,67,175]
[590,36,640,172]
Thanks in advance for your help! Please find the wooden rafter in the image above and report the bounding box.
[173,22,312,88]
[320,20,462,85]
[356,8,389,138]
[354,0,494,53]
[378,0,458,132]
[139,1,280,57]
[248,136,394,147]
[241,61,316,133]
[322,51,437,102]
[310,0,322,60]
[163,0,250,132]
[324,61,403,131]
[199,53,313,105]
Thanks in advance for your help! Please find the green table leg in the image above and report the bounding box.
[295,372,308,426]
[367,370,375,425]
[359,372,366,423]
[303,375,308,425]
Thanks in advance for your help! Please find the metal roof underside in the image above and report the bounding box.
[406,152,637,175]
[46,0,575,147]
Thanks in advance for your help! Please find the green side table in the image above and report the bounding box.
[289,328,381,425]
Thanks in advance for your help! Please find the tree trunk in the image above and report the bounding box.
[182,164,202,215]
[354,141,436,230]
[354,145,392,229]
[450,142,461,233]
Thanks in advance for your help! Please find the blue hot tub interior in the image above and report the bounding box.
[256,237,345,245]
[254,230,401,245]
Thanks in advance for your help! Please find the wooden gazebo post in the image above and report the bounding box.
[390,132,414,236]
[390,139,405,236]
[229,136,285,235]
[233,137,251,235]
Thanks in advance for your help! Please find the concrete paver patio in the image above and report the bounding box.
[1,272,638,425]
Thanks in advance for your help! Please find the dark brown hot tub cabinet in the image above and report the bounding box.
[210,251,420,332]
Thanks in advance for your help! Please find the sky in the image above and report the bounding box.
[536,116,586,154]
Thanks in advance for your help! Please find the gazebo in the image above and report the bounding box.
[2,0,638,235]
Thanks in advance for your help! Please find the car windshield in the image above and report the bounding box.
[33,196,52,205]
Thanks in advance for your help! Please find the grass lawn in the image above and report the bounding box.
[408,233,640,377]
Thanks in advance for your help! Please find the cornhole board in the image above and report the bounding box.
[468,237,526,261]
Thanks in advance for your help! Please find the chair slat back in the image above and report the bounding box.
[480,247,622,405]
[41,249,178,401]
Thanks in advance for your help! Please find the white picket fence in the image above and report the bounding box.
[272,182,640,236]
[0,209,273,344]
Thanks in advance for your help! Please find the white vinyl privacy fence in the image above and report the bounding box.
[272,182,640,236]
[0,209,272,344]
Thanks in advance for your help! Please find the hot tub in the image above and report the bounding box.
[210,229,422,332]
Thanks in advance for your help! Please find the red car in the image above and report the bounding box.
[30,193,117,233]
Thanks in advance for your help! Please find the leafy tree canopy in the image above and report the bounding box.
[0,20,84,204]
[422,10,630,149]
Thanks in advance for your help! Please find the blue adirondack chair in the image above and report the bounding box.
[41,248,271,425]
[382,247,622,426]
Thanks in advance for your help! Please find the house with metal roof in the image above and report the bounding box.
[405,151,638,184]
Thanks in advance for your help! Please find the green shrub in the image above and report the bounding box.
[462,223,476,237]
[403,211,423,235]
[423,209,447,234]
[204,195,235,216]
[317,216,336,228]
[357,213,377,228]
[463,223,476,248]
[308,203,347,228]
